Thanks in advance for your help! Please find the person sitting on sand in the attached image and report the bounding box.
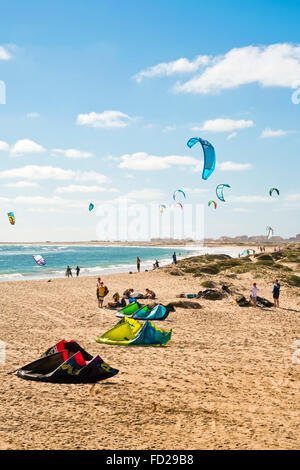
[123,288,134,298]
[250,282,258,308]
[144,288,156,299]
[272,279,280,308]
[108,292,126,308]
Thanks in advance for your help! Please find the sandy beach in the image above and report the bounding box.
[0,247,299,450]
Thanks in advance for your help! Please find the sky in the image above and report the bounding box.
[0,0,300,242]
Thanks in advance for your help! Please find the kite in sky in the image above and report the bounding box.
[208,200,217,209]
[216,184,231,202]
[159,204,166,213]
[33,255,46,266]
[174,202,183,210]
[269,188,279,197]
[266,226,274,240]
[89,203,94,211]
[187,137,216,180]
[173,189,186,201]
[7,212,15,225]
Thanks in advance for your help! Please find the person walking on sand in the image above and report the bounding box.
[250,282,258,308]
[137,256,141,272]
[76,266,80,277]
[273,279,280,308]
[172,252,177,264]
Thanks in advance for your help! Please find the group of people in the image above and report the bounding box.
[250,279,281,308]
[96,279,156,308]
[123,288,156,299]
[136,252,177,272]
[65,265,80,277]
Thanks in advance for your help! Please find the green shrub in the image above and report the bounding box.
[201,280,216,288]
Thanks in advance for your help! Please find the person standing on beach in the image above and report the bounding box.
[172,252,177,264]
[137,256,141,272]
[250,282,258,307]
[272,279,280,308]
[65,265,72,278]
[97,281,108,308]
[76,266,80,277]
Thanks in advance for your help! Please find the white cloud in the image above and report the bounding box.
[0,140,9,151]
[260,128,291,138]
[231,195,275,203]
[0,165,109,184]
[285,193,300,201]
[107,188,164,204]
[52,148,93,159]
[77,110,132,129]
[13,196,86,209]
[193,118,254,133]
[26,112,40,119]
[4,181,40,188]
[55,185,118,194]
[118,152,200,171]
[0,46,12,60]
[218,161,252,171]
[10,139,45,156]
[133,55,211,82]
[227,132,237,140]
[163,125,176,132]
[173,44,300,94]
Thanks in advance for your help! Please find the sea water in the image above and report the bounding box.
[0,244,241,281]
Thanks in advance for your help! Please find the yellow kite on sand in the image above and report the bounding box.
[96,316,172,347]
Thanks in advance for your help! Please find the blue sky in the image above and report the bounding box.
[0,0,299,241]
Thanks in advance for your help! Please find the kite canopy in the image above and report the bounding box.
[7,212,15,225]
[216,184,231,202]
[116,302,169,321]
[15,340,119,383]
[96,316,172,346]
[240,249,255,257]
[269,188,279,197]
[266,226,274,239]
[159,204,166,213]
[89,203,94,211]
[174,202,183,210]
[208,200,217,209]
[173,189,186,201]
[187,137,216,180]
[33,255,46,266]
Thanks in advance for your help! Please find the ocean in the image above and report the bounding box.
[0,244,241,282]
